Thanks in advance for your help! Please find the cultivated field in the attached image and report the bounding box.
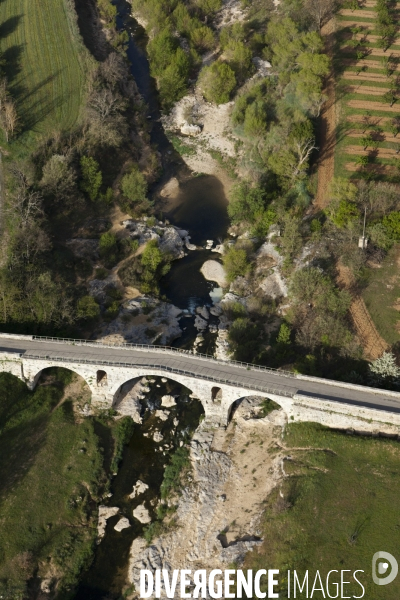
[335,0,400,180]
[0,0,86,136]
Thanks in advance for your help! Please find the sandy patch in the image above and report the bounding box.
[340,9,377,18]
[345,145,400,158]
[342,71,397,83]
[346,84,391,96]
[344,162,395,174]
[343,58,400,70]
[347,99,400,112]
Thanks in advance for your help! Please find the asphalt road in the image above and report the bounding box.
[1,336,400,414]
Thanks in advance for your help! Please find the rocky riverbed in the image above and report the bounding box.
[127,398,287,598]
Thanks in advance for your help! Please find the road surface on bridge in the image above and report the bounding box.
[1,336,400,414]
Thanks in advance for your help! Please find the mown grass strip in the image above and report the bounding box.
[0,0,86,137]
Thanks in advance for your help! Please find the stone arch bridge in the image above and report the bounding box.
[1,334,400,433]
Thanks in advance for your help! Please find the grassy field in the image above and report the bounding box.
[334,1,400,181]
[0,369,105,598]
[245,422,400,599]
[0,0,88,142]
[362,244,400,344]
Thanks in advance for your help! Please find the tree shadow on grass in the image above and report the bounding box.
[0,15,23,39]
[0,373,61,500]
[0,414,49,499]
[2,44,24,83]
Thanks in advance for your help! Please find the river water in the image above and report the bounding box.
[115,0,230,351]
[72,1,229,597]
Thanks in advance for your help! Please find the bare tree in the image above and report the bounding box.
[8,168,44,228]
[305,0,336,30]
[88,88,126,121]
[2,99,18,141]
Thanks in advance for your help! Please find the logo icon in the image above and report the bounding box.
[372,552,398,585]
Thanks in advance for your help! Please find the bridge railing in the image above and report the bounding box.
[23,353,295,399]
[31,335,298,379]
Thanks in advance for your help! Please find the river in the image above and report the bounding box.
[72,1,230,597]
[115,0,230,352]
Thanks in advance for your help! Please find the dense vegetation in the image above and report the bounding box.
[0,369,133,599]
[0,0,165,335]
[245,421,400,599]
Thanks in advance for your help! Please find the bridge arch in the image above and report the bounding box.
[226,395,283,424]
[26,366,92,397]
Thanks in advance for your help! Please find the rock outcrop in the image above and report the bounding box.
[200,260,227,287]
[129,480,149,499]
[114,517,131,532]
[133,504,152,524]
[98,506,119,540]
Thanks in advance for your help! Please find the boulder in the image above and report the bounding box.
[114,517,131,532]
[129,480,149,499]
[196,306,209,320]
[98,506,119,539]
[194,315,208,331]
[200,260,227,287]
[155,409,169,421]
[133,504,151,524]
[181,123,201,136]
[185,236,197,250]
[153,431,164,443]
[159,227,185,259]
[161,394,176,408]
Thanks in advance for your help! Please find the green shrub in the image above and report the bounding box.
[80,156,102,201]
[77,295,100,320]
[160,447,190,499]
[223,246,250,282]
[121,166,148,209]
[198,62,236,104]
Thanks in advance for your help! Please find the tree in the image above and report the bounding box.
[225,40,253,83]
[190,26,215,52]
[40,154,76,201]
[223,246,249,282]
[361,134,373,150]
[281,214,302,259]
[368,222,392,250]
[1,99,18,142]
[383,89,397,107]
[141,240,163,273]
[77,295,100,320]
[305,0,335,30]
[80,156,102,201]
[369,352,400,385]
[289,120,318,178]
[383,211,400,240]
[99,232,117,263]
[121,166,148,207]
[198,62,236,104]
[276,322,291,344]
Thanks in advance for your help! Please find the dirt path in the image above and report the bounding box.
[315,18,336,209]
[337,263,389,359]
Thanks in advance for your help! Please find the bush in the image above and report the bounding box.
[121,166,148,209]
[198,62,236,104]
[383,211,400,241]
[223,246,250,282]
[160,447,190,499]
[80,156,102,201]
[77,296,100,320]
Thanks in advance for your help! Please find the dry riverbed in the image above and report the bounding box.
[127,399,286,598]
